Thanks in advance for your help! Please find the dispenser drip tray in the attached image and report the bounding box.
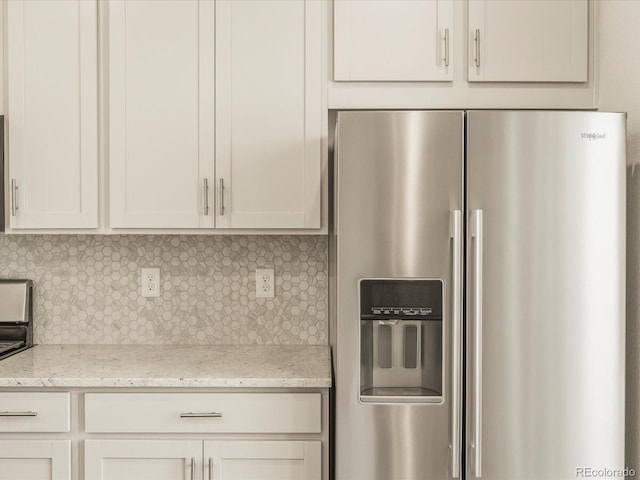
[361,386,440,397]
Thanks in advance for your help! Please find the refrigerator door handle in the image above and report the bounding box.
[471,209,484,477]
[450,210,462,478]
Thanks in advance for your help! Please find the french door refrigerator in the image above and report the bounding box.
[331,110,625,480]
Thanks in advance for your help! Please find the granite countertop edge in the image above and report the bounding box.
[0,345,332,389]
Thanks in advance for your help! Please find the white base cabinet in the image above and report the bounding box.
[0,390,327,480]
[84,393,323,479]
[206,441,320,480]
[0,440,71,480]
[0,394,71,479]
[0,392,70,433]
[85,440,202,480]
[85,440,321,480]
[84,393,320,434]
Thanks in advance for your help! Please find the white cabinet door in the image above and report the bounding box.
[85,440,202,480]
[205,441,321,480]
[108,0,215,228]
[0,440,71,480]
[334,0,453,81]
[0,392,70,433]
[7,0,98,229]
[216,0,322,229]
[468,0,588,82]
[84,392,321,434]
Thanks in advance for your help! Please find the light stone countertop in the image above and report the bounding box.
[0,345,332,388]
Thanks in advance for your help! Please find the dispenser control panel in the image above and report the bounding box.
[360,279,442,321]
[370,307,432,316]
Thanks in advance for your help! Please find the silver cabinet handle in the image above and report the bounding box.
[219,178,225,216]
[10,178,18,216]
[471,209,484,477]
[203,178,210,216]
[0,411,37,417]
[208,457,214,480]
[444,28,450,67]
[180,412,223,418]
[474,28,481,68]
[449,210,462,478]
[190,457,195,480]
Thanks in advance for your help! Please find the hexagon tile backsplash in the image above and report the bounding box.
[0,235,328,345]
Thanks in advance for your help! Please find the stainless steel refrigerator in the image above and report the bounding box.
[331,110,626,480]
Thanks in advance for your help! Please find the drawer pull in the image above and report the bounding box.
[179,412,223,418]
[0,411,38,417]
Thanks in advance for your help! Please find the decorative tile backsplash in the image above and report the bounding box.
[0,235,328,345]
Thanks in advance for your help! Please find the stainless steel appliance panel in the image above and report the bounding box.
[0,279,34,360]
[466,111,626,479]
[334,111,463,480]
[0,280,31,324]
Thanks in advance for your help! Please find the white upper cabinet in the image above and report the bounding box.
[215,0,322,229]
[333,0,453,81]
[7,0,98,229]
[468,0,588,82]
[3,0,325,233]
[108,0,215,229]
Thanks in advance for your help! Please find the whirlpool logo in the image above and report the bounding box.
[580,132,607,141]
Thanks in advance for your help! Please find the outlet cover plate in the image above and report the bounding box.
[256,268,274,298]
[141,268,160,298]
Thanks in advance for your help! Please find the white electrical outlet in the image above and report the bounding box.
[141,268,160,298]
[255,268,275,298]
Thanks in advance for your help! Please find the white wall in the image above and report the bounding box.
[598,1,640,163]
[597,1,640,475]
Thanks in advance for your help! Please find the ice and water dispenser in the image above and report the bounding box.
[359,279,443,403]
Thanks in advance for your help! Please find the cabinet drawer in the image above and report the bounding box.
[0,393,70,432]
[85,393,321,433]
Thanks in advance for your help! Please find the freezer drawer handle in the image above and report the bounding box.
[471,209,484,477]
[0,411,37,417]
[180,412,223,418]
[450,210,462,478]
